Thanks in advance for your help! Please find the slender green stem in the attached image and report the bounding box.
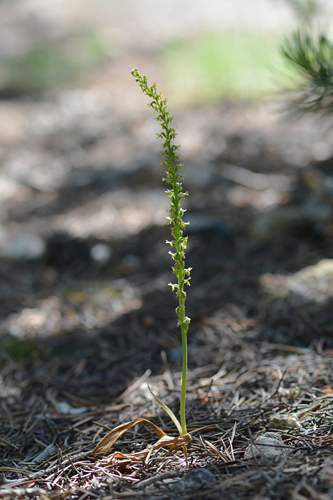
[180,324,188,435]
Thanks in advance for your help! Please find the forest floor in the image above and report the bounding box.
[1,2,333,499]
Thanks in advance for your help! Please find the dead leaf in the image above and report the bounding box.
[105,450,150,463]
[322,385,333,394]
[103,433,192,464]
[91,417,192,457]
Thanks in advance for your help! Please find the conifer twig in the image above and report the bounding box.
[281,30,333,114]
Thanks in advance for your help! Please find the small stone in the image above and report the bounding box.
[90,243,112,263]
[288,259,333,303]
[269,413,303,430]
[1,233,46,260]
[244,432,288,462]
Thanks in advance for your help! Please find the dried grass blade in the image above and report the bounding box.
[105,450,150,463]
[230,422,237,444]
[204,439,229,463]
[220,438,233,461]
[228,437,236,461]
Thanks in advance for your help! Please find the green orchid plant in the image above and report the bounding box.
[131,69,192,436]
[91,70,192,462]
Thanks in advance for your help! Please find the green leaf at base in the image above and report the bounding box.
[148,385,183,436]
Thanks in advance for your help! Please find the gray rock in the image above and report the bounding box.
[244,432,288,463]
[0,229,45,260]
[262,259,333,305]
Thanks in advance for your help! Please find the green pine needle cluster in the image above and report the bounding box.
[131,69,191,435]
[286,0,321,24]
[281,30,333,114]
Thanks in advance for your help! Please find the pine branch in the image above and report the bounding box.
[281,30,333,114]
[285,0,321,24]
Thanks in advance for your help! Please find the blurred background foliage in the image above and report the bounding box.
[0,32,108,97]
[0,334,48,363]
[162,30,285,105]
[161,0,331,106]
[0,0,330,106]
